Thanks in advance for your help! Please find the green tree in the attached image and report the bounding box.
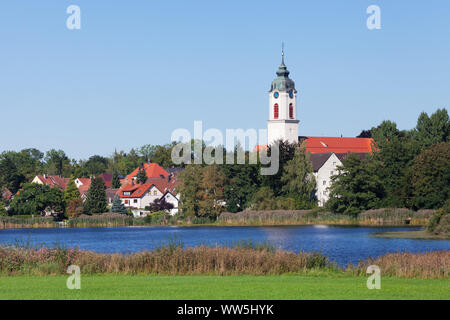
[111,194,127,214]
[281,146,317,208]
[177,165,204,217]
[410,142,450,209]
[9,183,65,217]
[262,140,297,196]
[0,154,26,193]
[84,177,107,214]
[251,187,276,210]
[64,178,80,204]
[112,171,121,189]
[414,108,450,150]
[222,152,261,213]
[198,164,226,218]
[327,153,385,216]
[136,165,148,184]
[44,149,71,176]
[84,155,109,175]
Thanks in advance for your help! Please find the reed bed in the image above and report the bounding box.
[217,208,435,226]
[0,243,447,279]
[0,243,331,276]
[0,216,58,229]
[353,250,449,279]
[67,213,133,228]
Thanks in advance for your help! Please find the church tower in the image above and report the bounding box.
[267,50,299,145]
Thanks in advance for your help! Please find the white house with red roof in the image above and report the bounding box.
[118,163,180,217]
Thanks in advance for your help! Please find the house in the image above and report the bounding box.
[119,164,180,217]
[126,163,169,184]
[31,175,69,190]
[310,152,367,206]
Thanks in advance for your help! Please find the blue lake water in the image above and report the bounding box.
[0,226,449,266]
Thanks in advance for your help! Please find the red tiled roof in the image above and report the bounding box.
[119,183,154,198]
[36,175,70,190]
[127,163,169,181]
[98,174,113,188]
[303,137,373,154]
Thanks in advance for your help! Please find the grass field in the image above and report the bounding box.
[0,274,448,300]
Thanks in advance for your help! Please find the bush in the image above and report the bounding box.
[427,201,450,236]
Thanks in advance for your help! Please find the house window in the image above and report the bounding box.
[153,190,157,195]
[125,200,129,204]
[330,171,334,176]
[289,103,294,119]
[323,181,326,186]
[133,199,137,204]
[274,104,279,119]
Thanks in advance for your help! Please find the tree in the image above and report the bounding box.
[0,200,7,216]
[66,198,84,218]
[9,183,65,217]
[177,165,204,217]
[136,164,147,184]
[0,154,26,194]
[84,155,109,175]
[410,142,450,209]
[281,146,317,208]
[198,164,226,218]
[44,149,70,176]
[327,153,385,216]
[83,177,107,214]
[414,108,450,150]
[251,187,276,210]
[222,162,260,212]
[112,171,121,189]
[147,197,174,213]
[111,194,127,214]
[262,140,297,196]
[64,178,80,204]
[370,121,420,207]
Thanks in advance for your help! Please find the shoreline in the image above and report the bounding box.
[372,229,450,240]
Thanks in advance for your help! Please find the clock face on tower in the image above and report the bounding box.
[273,92,279,99]
[289,91,294,99]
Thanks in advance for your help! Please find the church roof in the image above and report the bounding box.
[302,137,374,154]
[270,53,296,92]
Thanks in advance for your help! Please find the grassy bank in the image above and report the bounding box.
[372,230,450,240]
[0,274,448,300]
[0,208,435,229]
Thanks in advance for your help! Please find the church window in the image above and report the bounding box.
[289,103,294,119]
[274,104,279,119]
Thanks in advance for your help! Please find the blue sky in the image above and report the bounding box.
[0,1,449,159]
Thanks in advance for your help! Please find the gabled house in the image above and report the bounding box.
[119,163,180,217]
[310,152,367,206]
[32,175,70,190]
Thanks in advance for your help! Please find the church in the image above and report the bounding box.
[266,51,373,206]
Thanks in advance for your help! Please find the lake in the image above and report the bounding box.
[0,225,449,265]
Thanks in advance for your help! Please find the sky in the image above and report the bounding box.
[0,0,449,160]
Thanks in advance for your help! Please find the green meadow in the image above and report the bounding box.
[0,274,448,300]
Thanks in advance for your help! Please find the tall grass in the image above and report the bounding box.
[0,216,58,229]
[67,213,133,228]
[0,243,447,278]
[217,208,435,226]
[353,250,449,279]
